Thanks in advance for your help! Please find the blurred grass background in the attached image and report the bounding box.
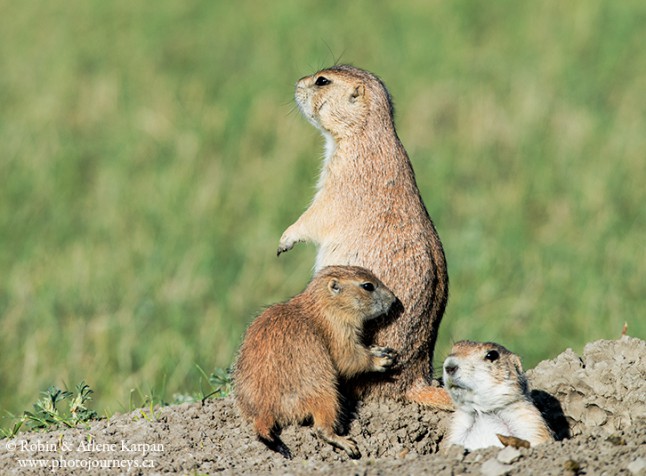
[1,0,644,417]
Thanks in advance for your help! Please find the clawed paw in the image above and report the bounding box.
[277,230,301,256]
[317,429,361,459]
[369,346,397,371]
[370,346,397,359]
[277,244,292,256]
[343,438,361,459]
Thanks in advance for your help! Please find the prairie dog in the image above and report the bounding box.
[233,266,398,459]
[278,65,449,406]
[443,340,553,450]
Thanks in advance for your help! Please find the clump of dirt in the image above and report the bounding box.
[1,337,644,475]
[528,336,646,437]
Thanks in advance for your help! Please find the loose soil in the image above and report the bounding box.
[1,337,644,475]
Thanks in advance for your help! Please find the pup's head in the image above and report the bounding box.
[443,340,527,413]
[312,265,396,321]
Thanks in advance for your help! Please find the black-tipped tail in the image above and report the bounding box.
[259,435,293,459]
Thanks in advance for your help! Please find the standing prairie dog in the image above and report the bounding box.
[443,340,554,450]
[278,64,449,407]
[233,266,398,459]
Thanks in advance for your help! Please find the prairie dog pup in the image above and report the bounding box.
[443,340,553,450]
[233,266,398,459]
[278,65,449,406]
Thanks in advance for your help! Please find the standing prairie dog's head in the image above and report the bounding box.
[443,340,528,413]
[309,265,396,321]
[295,65,395,139]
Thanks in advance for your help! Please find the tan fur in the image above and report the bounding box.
[443,340,554,450]
[233,265,397,458]
[278,65,449,404]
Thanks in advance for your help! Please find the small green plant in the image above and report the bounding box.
[68,382,98,424]
[137,399,160,422]
[0,415,23,439]
[23,386,73,430]
[208,367,233,397]
[128,388,164,422]
[196,365,233,402]
[0,382,98,437]
[23,382,98,431]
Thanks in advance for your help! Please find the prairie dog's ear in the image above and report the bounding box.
[511,354,523,373]
[350,84,365,102]
[328,278,342,295]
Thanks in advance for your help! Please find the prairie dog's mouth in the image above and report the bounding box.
[445,378,470,392]
[294,98,318,128]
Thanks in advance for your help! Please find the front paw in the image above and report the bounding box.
[277,230,300,256]
[369,346,398,371]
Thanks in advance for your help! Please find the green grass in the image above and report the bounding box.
[0,1,644,418]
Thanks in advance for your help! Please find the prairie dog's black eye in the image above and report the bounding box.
[315,76,331,86]
[361,282,375,292]
[485,350,499,362]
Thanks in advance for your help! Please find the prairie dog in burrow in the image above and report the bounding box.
[277,64,450,407]
[443,340,554,450]
[233,266,398,459]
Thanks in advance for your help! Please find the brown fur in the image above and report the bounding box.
[278,65,449,405]
[233,266,397,458]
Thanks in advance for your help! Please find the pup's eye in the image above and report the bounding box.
[484,350,499,362]
[315,76,331,86]
[360,282,375,292]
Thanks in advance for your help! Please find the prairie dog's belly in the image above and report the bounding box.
[314,241,361,272]
[312,221,427,268]
[451,411,510,450]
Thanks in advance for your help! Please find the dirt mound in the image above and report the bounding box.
[1,337,644,475]
[528,336,645,438]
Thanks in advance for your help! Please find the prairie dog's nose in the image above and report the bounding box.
[444,358,459,376]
